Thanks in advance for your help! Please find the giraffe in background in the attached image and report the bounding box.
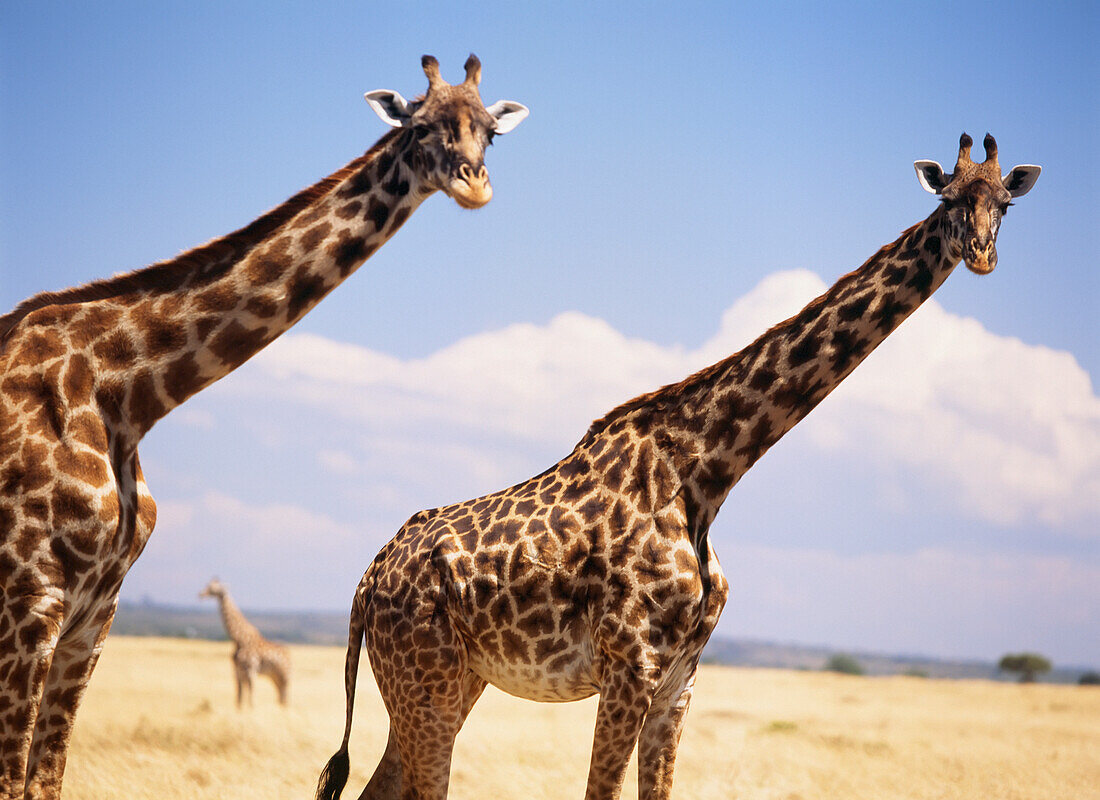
[199,578,291,707]
[316,134,1040,800]
[0,54,528,799]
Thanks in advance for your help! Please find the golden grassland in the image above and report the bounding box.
[64,636,1099,800]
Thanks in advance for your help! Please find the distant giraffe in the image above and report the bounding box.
[0,54,527,799]
[316,134,1040,800]
[199,578,291,707]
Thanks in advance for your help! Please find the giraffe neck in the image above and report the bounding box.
[1,128,431,447]
[216,592,261,645]
[590,206,957,522]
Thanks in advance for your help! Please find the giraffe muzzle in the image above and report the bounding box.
[963,239,997,275]
[448,163,493,209]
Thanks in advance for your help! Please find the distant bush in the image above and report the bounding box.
[903,668,929,679]
[997,652,1052,683]
[825,653,864,676]
[1078,671,1100,686]
[764,720,798,733]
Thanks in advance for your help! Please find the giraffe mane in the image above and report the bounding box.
[0,129,403,345]
[580,216,930,445]
[580,354,741,444]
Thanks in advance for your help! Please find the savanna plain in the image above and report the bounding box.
[65,637,1099,800]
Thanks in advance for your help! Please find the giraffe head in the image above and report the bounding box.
[199,577,227,600]
[914,133,1040,274]
[364,54,528,209]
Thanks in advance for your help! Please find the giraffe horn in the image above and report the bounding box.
[982,133,999,167]
[421,55,446,91]
[955,132,974,171]
[463,53,482,87]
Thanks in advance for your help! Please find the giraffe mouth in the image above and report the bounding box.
[963,245,997,275]
[448,164,493,209]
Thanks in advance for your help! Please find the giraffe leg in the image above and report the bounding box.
[636,673,697,800]
[0,593,63,800]
[584,670,654,800]
[273,672,289,706]
[234,663,254,709]
[363,610,483,800]
[362,669,485,800]
[23,599,116,800]
[356,725,402,800]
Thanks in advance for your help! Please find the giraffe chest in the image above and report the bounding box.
[0,395,156,615]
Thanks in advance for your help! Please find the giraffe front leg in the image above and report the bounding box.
[237,668,254,709]
[584,669,654,800]
[0,593,62,800]
[636,673,697,800]
[23,600,116,800]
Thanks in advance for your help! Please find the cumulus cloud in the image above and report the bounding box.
[127,492,361,608]
[811,293,1100,527]
[217,269,1100,531]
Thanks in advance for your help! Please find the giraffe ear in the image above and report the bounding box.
[1002,165,1041,198]
[364,90,414,128]
[914,160,950,194]
[485,100,529,134]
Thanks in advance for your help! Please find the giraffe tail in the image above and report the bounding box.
[315,587,368,800]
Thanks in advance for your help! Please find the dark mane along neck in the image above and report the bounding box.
[579,211,946,451]
[0,129,404,344]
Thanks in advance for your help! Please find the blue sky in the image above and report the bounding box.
[2,2,1097,666]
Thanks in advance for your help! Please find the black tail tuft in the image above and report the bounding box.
[315,750,350,800]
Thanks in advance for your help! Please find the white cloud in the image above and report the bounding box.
[812,295,1100,527]
[316,448,358,476]
[216,269,1099,531]
[127,491,362,609]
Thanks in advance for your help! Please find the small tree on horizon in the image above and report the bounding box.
[1078,671,1100,686]
[825,653,864,676]
[997,652,1052,683]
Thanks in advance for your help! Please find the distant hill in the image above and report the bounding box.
[111,600,1093,684]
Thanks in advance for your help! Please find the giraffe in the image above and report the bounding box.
[0,54,528,800]
[315,134,1041,800]
[199,578,291,707]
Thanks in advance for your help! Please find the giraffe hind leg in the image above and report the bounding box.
[355,671,484,800]
[356,726,401,800]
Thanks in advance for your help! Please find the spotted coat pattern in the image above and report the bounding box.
[199,578,291,707]
[316,136,1040,800]
[0,55,525,800]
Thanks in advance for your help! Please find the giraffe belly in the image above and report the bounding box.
[463,637,599,703]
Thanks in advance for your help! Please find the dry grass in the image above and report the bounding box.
[64,636,1100,799]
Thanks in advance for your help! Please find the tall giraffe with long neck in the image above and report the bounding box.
[316,135,1040,800]
[0,54,527,799]
[199,578,291,707]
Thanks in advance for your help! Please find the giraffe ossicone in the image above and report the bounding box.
[0,53,526,800]
[315,134,1040,800]
[199,578,291,707]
